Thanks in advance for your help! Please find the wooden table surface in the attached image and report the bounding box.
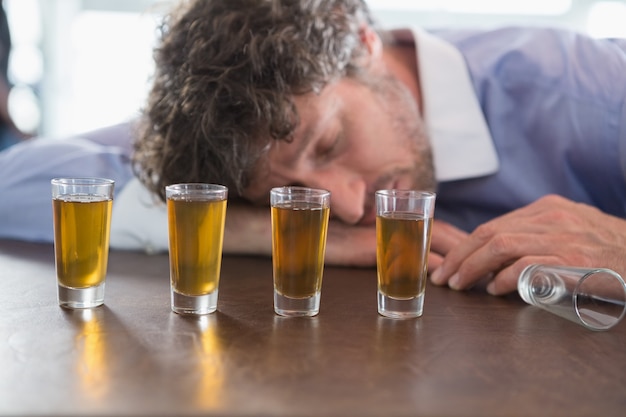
[1,239,625,417]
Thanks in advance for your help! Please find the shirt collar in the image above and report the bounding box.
[390,28,499,181]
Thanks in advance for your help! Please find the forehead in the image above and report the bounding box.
[242,85,341,203]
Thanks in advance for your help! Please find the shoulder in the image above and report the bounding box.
[433,27,626,104]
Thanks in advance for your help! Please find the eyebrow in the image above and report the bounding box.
[284,95,338,168]
[287,123,315,169]
[277,113,316,170]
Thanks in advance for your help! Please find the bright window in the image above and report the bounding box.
[587,1,626,38]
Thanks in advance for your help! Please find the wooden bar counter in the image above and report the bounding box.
[1,239,625,416]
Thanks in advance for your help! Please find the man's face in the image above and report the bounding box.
[243,71,435,226]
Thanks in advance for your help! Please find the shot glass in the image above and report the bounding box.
[375,190,436,319]
[51,177,114,309]
[518,264,626,331]
[166,183,228,315]
[270,186,330,317]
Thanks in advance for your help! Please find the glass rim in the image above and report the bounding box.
[375,189,436,198]
[165,183,228,191]
[270,186,330,197]
[165,183,228,199]
[51,177,115,186]
[574,268,626,330]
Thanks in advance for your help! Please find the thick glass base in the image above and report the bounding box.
[171,289,218,315]
[274,291,320,317]
[378,291,424,319]
[58,282,105,309]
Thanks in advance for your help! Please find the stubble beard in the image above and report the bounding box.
[364,71,436,193]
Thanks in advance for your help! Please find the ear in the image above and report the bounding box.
[359,24,383,60]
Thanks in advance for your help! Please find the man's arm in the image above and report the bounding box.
[224,208,464,268]
[430,195,626,295]
[211,203,380,267]
[111,178,463,269]
[111,178,380,265]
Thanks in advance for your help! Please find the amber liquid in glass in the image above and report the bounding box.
[168,197,227,296]
[53,196,112,288]
[272,202,330,298]
[376,212,432,299]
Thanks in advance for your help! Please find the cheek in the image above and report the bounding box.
[345,120,395,159]
[344,110,412,164]
[351,132,412,166]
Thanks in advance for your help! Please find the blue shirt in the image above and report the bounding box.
[432,27,626,231]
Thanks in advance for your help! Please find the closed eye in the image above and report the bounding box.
[316,131,343,163]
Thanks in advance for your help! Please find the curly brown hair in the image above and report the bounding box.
[133,0,375,201]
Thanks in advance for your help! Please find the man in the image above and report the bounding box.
[2,0,626,296]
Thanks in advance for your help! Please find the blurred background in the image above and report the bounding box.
[5,0,626,139]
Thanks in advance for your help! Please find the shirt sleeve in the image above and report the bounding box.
[0,125,134,242]
[110,177,169,254]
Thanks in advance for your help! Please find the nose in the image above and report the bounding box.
[306,171,366,225]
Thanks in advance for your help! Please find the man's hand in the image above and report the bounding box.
[430,195,626,295]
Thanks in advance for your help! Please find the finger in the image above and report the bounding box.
[430,219,467,255]
[430,221,496,285]
[428,252,443,273]
[449,232,564,290]
[432,205,564,286]
[486,255,564,296]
